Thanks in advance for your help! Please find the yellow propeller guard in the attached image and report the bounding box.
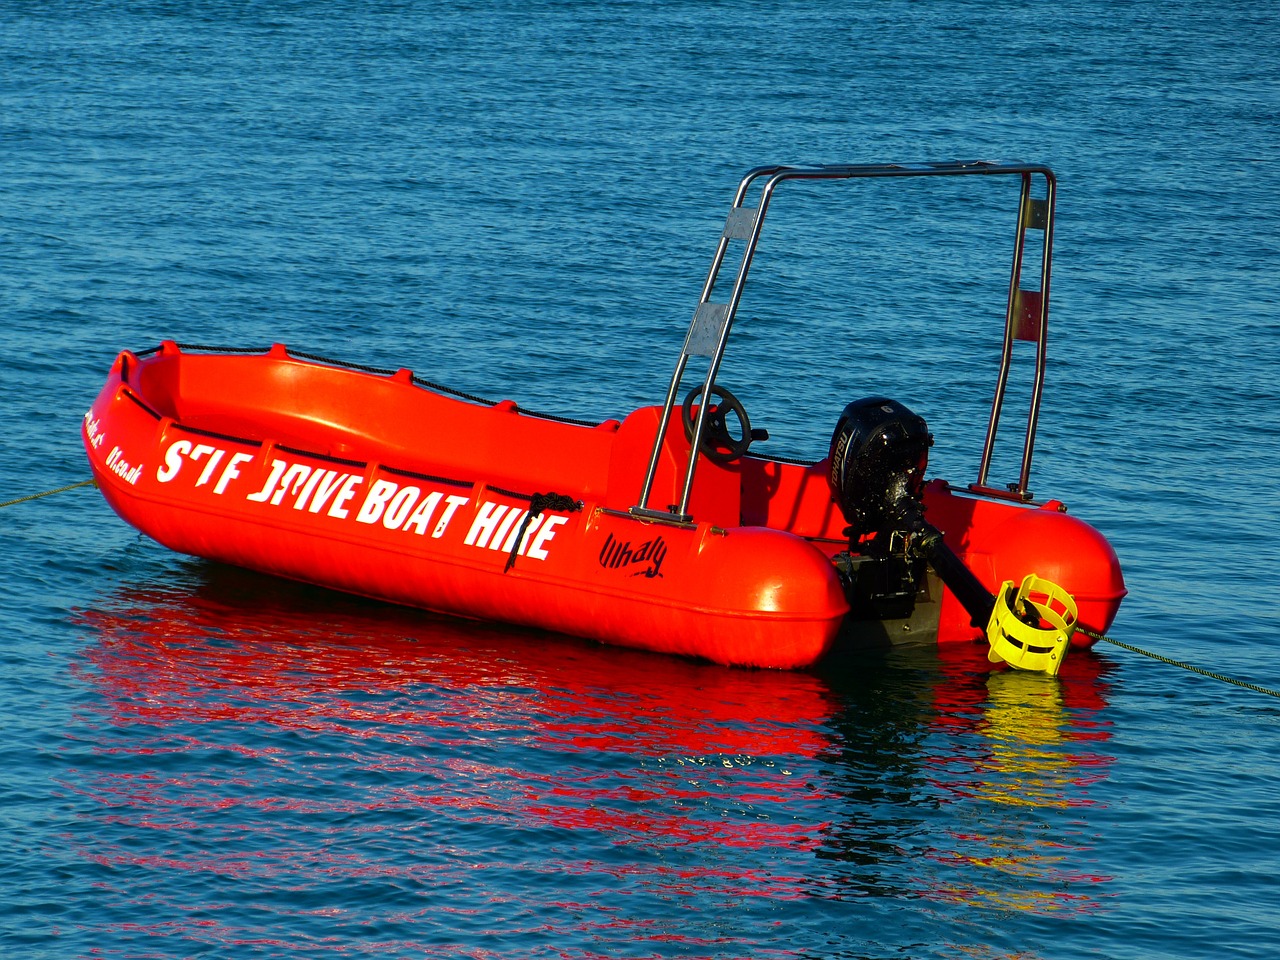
[986,574,1078,676]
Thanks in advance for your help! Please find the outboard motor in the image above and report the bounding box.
[828,397,997,628]
[829,397,931,541]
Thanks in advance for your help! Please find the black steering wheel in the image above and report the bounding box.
[680,384,763,464]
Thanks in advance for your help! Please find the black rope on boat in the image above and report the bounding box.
[166,343,267,355]
[287,348,403,378]
[0,479,97,509]
[155,344,605,429]
[381,464,474,489]
[1079,626,1280,700]
[504,493,583,573]
[770,452,819,467]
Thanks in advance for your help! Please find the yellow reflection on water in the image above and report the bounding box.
[971,670,1072,809]
[928,662,1112,914]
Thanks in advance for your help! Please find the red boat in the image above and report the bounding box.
[82,162,1126,671]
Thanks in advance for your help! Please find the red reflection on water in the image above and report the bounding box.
[76,573,835,756]
[68,567,1117,952]
[69,569,839,952]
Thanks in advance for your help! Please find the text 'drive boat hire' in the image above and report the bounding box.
[83,161,1126,672]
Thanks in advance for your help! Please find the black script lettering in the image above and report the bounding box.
[598,532,666,579]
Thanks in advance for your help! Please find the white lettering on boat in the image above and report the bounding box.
[246,459,287,502]
[463,502,560,558]
[464,501,509,548]
[433,495,470,538]
[84,413,105,449]
[525,515,567,560]
[104,445,144,486]
[192,445,225,487]
[402,490,443,534]
[356,483,468,538]
[356,479,398,524]
[306,470,348,514]
[383,485,420,529]
[244,459,364,518]
[326,474,364,519]
[157,439,192,482]
[274,463,314,505]
[215,453,256,495]
[157,438,251,495]
[144,440,570,559]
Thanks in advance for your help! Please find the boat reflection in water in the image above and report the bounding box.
[920,647,1116,914]
[69,561,1113,955]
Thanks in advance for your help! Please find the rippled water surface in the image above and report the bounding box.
[3,2,1278,957]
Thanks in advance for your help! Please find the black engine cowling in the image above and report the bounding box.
[827,397,933,541]
[827,396,999,629]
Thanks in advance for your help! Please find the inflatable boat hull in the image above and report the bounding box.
[83,343,1125,669]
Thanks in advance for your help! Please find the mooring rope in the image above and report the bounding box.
[7,476,1277,700]
[0,478,97,509]
[1078,625,1280,700]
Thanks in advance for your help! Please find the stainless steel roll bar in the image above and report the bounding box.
[631,161,1057,523]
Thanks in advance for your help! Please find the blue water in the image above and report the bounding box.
[3,1,1279,957]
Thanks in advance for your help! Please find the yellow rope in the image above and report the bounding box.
[1079,625,1280,700]
[0,478,97,509]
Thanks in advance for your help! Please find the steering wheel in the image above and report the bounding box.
[680,384,761,464]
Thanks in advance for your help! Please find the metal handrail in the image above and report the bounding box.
[632,161,1057,522]
[973,171,1056,501]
